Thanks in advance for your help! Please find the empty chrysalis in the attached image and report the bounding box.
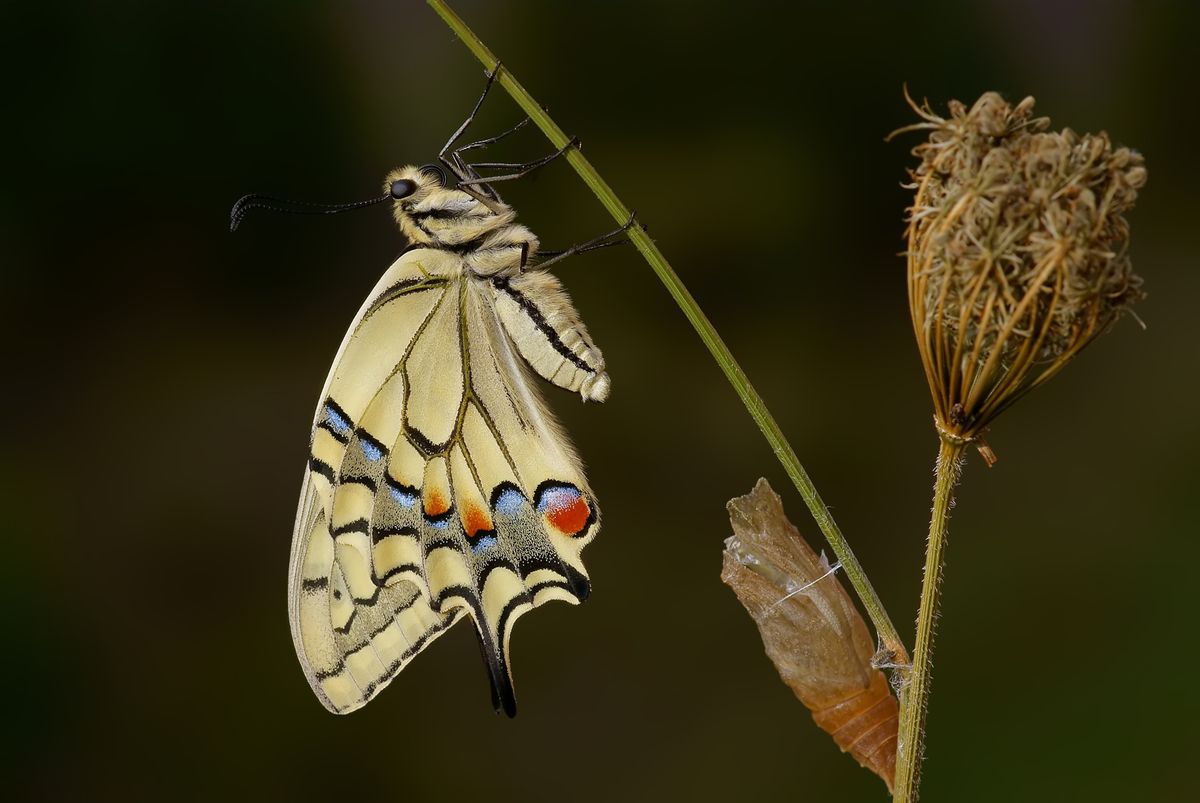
[722,479,898,790]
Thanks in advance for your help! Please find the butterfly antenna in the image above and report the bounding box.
[229,192,390,232]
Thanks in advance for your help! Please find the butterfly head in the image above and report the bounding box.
[385,165,515,249]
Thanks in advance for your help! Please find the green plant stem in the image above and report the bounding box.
[425,0,909,667]
[893,438,964,802]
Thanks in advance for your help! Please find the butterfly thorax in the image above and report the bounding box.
[386,166,538,279]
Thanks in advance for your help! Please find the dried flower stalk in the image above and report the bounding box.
[722,479,898,791]
[895,90,1147,462]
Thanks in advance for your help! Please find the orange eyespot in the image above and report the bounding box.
[536,484,592,536]
[547,497,590,535]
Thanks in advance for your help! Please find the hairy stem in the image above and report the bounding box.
[426,0,909,666]
[893,439,965,802]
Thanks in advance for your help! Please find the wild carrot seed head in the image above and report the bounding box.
[892,90,1147,462]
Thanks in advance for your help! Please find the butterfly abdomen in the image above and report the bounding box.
[492,273,609,402]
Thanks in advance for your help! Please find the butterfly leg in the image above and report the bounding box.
[438,63,578,195]
[446,117,532,184]
[456,116,532,155]
[458,136,580,188]
[438,64,511,199]
[439,62,503,163]
[533,212,638,270]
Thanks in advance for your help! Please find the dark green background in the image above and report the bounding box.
[5,1,1197,800]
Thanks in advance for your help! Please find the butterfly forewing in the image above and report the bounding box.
[288,234,605,716]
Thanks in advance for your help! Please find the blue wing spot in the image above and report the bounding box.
[493,487,526,516]
[471,535,498,554]
[390,486,419,509]
[429,517,450,530]
[325,403,351,434]
[361,440,383,462]
[536,484,583,514]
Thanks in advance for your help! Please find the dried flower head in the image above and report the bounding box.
[892,90,1147,463]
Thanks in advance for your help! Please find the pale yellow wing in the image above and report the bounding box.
[288,249,604,716]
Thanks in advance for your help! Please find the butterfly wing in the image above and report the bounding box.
[288,248,605,716]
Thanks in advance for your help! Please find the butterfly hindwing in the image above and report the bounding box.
[288,247,603,715]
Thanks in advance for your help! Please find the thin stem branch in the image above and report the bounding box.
[893,438,965,802]
[426,0,909,666]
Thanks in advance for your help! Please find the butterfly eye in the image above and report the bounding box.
[418,163,447,186]
[390,179,418,200]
